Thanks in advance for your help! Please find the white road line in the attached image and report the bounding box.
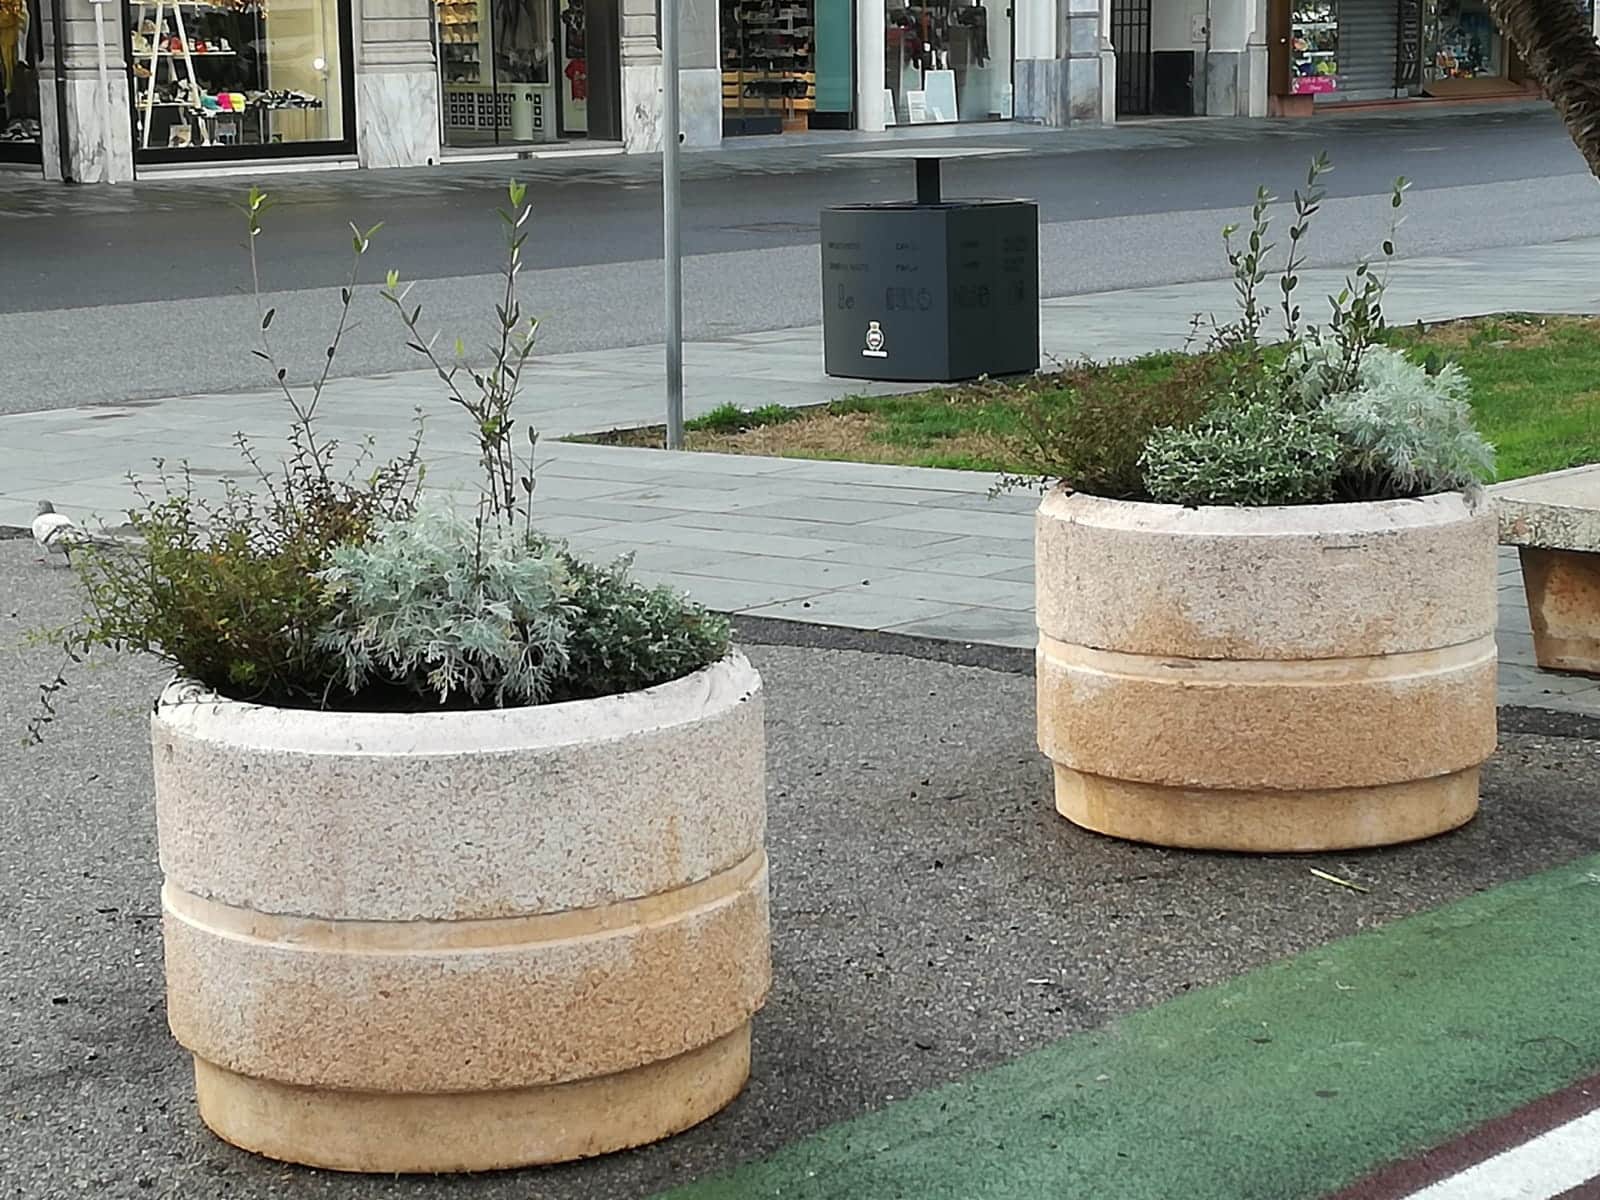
[1404,1108,1600,1200]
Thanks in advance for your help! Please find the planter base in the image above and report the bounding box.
[1520,547,1600,675]
[1053,766,1479,853]
[192,1025,753,1174]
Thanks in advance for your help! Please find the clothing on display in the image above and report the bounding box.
[0,0,39,153]
[954,5,987,68]
[886,0,1008,122]
[0,0,27,95]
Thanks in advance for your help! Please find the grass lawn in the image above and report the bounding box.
[580,314,1600,483]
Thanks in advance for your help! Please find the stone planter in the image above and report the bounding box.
[1035,492,1498,852]
[151,655,769,1174]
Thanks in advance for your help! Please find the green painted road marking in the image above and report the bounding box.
[663,855,1600,1200]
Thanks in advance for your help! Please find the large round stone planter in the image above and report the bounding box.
[1035,491,1498,852]
[151,654,769,1174]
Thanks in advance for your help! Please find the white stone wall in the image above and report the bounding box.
[1194,0,1265,117]
[1014,0,1109,126]
[37,0,135,181]
[622,0,722,151]
[355,0,441,168]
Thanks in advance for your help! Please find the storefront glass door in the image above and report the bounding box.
[555,0,585,132]
[885,0,1011,125]
[439,0,579,146]
[0,0,41,160]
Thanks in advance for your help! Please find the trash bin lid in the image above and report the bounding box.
[828,147,1032,162]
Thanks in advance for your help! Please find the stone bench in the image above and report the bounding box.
[1496,464,1600,675]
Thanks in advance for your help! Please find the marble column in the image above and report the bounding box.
[37,0,134,182]
[854,0,885,130]
[1202,0,1263,117]
[620,0,719,151]
[355,0,440,167]
[1015,0,1106,125]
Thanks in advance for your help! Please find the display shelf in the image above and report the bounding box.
[1290,0,1337,94]
[435,0,486,86]
[721,0,816,127]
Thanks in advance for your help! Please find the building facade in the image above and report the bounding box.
[5,0,1596,179]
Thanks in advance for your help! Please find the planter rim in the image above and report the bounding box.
[154,651,758,757]
[1042,487,1485,530]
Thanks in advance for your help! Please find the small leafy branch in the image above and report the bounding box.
[242,187,387,494]
[1218,184,1276,351]
[1209,155,1411,398]
[383,181,542,545]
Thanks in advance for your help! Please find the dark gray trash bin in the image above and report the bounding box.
[821,152,1039,383]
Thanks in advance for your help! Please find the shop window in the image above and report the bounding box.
[886,0,1011,125]
[126,0,351,157]
[722,0,815,135]
[0,0,40,159]
[439,0,562,146]
[1290,0,1338,96]
[1425,0,1503,80]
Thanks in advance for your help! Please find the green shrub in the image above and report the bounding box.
[551,551,731,702]
[1010,354,1230,498]
[1140,400,1342,507]
[65,449,419,711]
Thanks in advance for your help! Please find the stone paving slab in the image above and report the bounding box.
[5,239,1600,718]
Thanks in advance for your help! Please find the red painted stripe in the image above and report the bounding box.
[1325,1072,1600,1200]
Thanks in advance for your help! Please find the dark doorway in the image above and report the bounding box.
[1110,0,1152,115]
[583,0,622,140]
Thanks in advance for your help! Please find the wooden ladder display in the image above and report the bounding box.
[134,0,205,147]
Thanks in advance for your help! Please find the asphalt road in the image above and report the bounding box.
[5,538,1600,1199]
[0,103,1597,412]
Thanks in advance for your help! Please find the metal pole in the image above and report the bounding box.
[47,0,73,183]
[662,0,684,449]
[89,0,115,182]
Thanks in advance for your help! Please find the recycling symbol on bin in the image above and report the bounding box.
[862,321,888,359]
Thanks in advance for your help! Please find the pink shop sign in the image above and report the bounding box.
[1292,75,1338,94]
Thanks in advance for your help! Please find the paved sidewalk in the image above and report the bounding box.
[4,237,1599,717]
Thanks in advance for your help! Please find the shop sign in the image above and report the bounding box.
[1291,75,1338,94]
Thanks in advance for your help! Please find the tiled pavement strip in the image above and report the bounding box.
[3,237,1599,716]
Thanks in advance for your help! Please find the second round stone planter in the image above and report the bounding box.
[1035,491,1498,852]
[151,654,769,1173]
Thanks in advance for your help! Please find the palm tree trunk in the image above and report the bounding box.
[1485,0,1600,178]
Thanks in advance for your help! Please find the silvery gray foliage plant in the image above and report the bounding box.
[1318,344,1495,499]
[317,507,573,706]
